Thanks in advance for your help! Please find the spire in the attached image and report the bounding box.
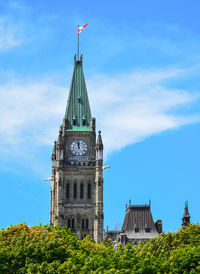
[182,201,190,226]
[64,55,92,131]
[96,130,103,150]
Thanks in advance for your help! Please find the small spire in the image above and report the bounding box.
[96,130,103,150]
[58,125,63,143]
[51,141,57,160]
[182,200,190,226]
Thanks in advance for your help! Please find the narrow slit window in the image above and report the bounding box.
[81,219,85,229]
[88,183,91,199]
[67,219,71,229]
[86,219,89,229]
[73,119,76,126]
[73,183,77,199]
[72,219,75,229]
[82,119,86,126]
[66,183,70,199]
[80,183,84,199]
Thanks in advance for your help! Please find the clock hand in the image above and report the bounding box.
[77,141,80,149]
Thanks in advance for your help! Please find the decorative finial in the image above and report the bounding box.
[149,199,151,208]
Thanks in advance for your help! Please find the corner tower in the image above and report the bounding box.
[50,55,104,242]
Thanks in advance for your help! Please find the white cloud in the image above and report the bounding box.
[88,68,200,157]
[0,18,23,50]
[0,67,199,161]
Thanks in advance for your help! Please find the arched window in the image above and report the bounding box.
[66,183,70,199]
[81,219,85,229]
[86,219,89,229]
[73,183,77,199]
[67,219,71,229]
[80,183,84,199]
[87,183,91,199]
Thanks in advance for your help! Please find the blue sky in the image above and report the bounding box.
[0,0,200,232]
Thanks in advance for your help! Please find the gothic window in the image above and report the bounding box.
[72,219,75,229]
[67,219,71,229]
[66,183,70,199]
[73,118,76,126]
[73,183,77,199]
[81,219,85,229]
[80,183,84,199]
[86,219,89,229]
[87,183,91,199]
[82,119,86,126]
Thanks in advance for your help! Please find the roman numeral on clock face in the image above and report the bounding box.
[70,140,88,156]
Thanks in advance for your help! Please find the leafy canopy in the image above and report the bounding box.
[0,223,200,273]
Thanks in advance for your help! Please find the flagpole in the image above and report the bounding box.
[78,25,79,61]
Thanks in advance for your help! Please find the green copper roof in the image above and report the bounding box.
[65,56,92,131]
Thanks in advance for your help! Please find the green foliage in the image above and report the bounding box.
[0,223,200,273]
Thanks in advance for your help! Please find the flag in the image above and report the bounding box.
[78,23,88,34]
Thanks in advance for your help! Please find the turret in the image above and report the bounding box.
[182,201,190,226]
[96,130,103,162]
[94,130,104,242]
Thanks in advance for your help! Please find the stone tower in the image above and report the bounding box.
[50,55,104,242]
[182,201,190,226]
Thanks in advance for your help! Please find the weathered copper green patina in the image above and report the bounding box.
[65,55,92,131]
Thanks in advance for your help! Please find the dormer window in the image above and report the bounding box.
[134,225,139,233]
[73,116,76,126]
[145,224,151,233]
[82,115,86,126]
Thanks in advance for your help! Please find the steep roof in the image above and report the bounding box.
[121,204,158,239]
[65,55,92,131]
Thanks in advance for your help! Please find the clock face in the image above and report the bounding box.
[70,140,88,156]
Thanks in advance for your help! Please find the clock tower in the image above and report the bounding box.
[50,55,104,243]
